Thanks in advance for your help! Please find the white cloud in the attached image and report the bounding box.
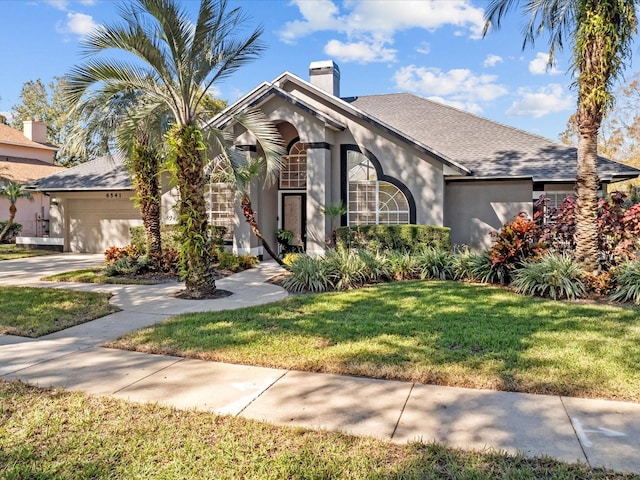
[46,0,70,10]
[56,11,98,37]
[506,84,574,118]
[393,65,508,111]
[324,39,396,63]
[278,0,484,64]
[483,54,503,68]
[529,52,561,75]
[79,0,97,5]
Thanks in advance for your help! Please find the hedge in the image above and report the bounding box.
[336,224,450,252]
[130,224,227,253]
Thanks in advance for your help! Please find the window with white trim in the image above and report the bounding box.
[205,182,235,240]
[347,150,409,225]
[280,141,307,189]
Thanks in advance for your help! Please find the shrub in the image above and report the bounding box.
[466,252,507,284]
[489,214,544,284]
[356,249,392,283]
[610,261,640,304]
[336,224,450,253]
[387,250,419,281]
[103,256,140,277]
[511,254,586,300]
[217,251,258,272]
[583,271,615,296]
[104,245,141,265]
[149,249,180,274]
[325,248,368,290]
[0,221,22,243]
[130,224,227,254]
[451,248,476,280]
[415,247,454,280]
[282,252,301,266]
[282,254,332,293]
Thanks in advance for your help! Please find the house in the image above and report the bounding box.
[0,120,63,239]
[35,61,640,254]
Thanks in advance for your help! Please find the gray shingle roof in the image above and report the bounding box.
[348,93,640,182]
[34,152,131,191]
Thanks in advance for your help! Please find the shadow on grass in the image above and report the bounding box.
[108,280,640,400]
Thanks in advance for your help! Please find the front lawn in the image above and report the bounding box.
[0,244,58,260]
[43,268,160,285]
[0,381,629,480]
[0,287,119,337]
[109,280,640,402]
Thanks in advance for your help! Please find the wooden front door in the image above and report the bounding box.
[282,193,306,249]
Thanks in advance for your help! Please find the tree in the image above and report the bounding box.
[0,181,32,242]
[484,0,638,273]
[10,78,88,166]
[65,0,283,298]
[560,72,640,169]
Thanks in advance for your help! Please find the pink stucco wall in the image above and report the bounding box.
[0,192,51,237]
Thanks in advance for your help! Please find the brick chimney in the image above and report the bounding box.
[23,120,48,144]
[309,60,340,97]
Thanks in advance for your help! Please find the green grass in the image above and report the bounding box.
[0,244,58,260]
[42,267,158,285]
[0,381,632,480]
[109,280,640,402]
[0,287,119,337]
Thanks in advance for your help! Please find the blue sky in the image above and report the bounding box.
[1,0,635,142]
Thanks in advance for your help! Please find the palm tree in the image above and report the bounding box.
[64,91,166,256]
[65,0,282,298]
[0,181,32,242]
[484,0,638,273]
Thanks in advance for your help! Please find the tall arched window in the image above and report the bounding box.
[280,141,307,189]
[347,150,410,225]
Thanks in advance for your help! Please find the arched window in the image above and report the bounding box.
[347,150,410,225]
[280,141,307,189]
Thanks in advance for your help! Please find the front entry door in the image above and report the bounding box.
[282,193,306,250]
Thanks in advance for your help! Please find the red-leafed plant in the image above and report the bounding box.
[489,213,545,284]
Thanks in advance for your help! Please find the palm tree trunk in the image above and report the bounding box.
[240,194,286,267]
[0,204,17,242]
[171,125,216,298]
[132,138,162,255]
[574,122,600,274]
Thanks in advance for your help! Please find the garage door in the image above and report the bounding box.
[68,197,142,253]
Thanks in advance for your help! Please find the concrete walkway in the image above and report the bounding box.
[1,254,639,474]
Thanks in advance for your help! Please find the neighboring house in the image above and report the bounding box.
[0,121,63,238]
[35,61,640,254]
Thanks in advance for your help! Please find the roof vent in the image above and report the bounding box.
[309,60,340,97]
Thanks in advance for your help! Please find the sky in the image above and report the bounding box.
[0,0,637,142]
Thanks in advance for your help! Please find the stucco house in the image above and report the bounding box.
[0,121,63,239]
[35,61,640,255]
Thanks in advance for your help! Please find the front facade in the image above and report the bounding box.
[35,61,640,254]
[0,121,63,238]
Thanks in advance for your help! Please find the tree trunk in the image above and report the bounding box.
[171,125,216,298]
[574,128,600,273]
[0,203,17,243]
[132,139,162,255]
[240,194,287,267]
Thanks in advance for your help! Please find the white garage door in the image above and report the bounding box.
[68,196,142,253]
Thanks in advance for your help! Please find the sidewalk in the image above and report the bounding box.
[1,254,639,474]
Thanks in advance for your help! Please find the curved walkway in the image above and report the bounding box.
[1,254,639,474]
